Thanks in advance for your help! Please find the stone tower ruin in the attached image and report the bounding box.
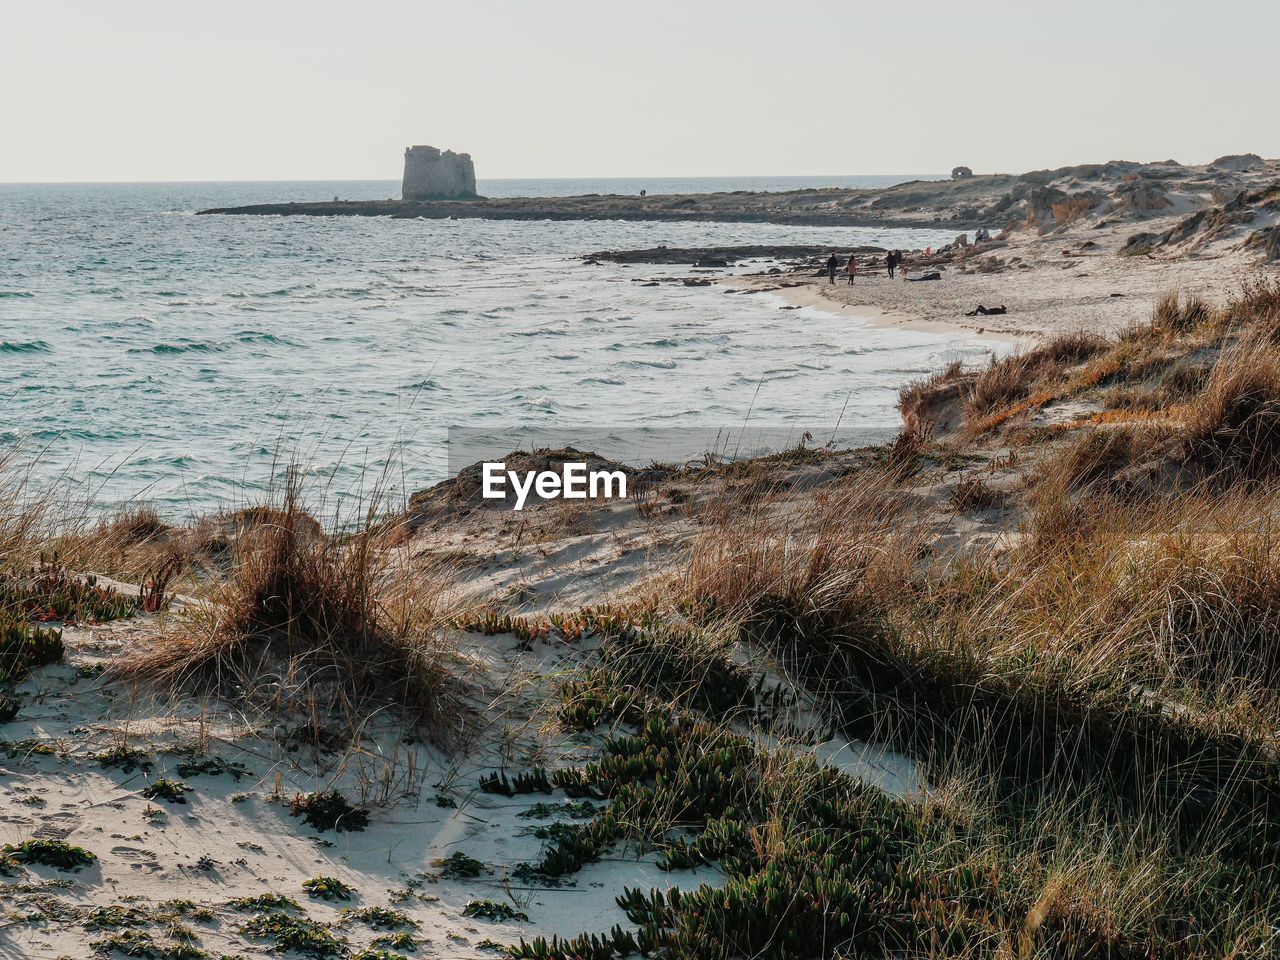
[402,146,477,200]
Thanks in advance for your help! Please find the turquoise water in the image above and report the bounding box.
[0,179,994,518]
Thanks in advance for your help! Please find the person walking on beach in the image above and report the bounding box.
[846,254,858,284]
[885,251,897,279]
[826,253,838,284]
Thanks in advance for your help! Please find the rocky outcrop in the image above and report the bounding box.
[1022,187,1106,232]
[1211,153,1264,173]
[952,166,974,180]
[402,146,477,200]
[1109,180,1172,215]
[1020,160,1184,186]
[1146,183,1280,254]
[1121,231,1160,256]
[1245,225,1280,262]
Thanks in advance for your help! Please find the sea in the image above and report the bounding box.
[0,176,1004,519]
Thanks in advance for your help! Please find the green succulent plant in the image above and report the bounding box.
[290,789,369,832]
[303,875,355,901]
[2,838,97,871]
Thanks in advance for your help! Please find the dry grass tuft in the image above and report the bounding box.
[1151,288,1211,335]
[950,475,1004,513]
[1213,276,1280,343]
[1182,336,1280,486]
[1221,274,1280,333]
[1038,426,1161,496]
[680,475,922,698]
[1008,485,1280,697]
[966,353,1045,423]
[114,471,471,743]
[1102,363,1210,412]
[0,453,62,568]
[104,507,172,546]
[966,331,1107,425]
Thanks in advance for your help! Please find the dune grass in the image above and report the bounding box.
[498,282,1280,957]
[551,470,1278,955]
[112,469,473,744]
[1182,335,1280,485]
[964,330,1108,423]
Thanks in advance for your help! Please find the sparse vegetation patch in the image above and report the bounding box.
[143,778,193,803]
[240,912,346,959]
[290,789,369,832]
[464,899,529,922]
[2,838,97,871]
[303,875,355,901]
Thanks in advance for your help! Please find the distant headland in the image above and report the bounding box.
[197,153,1280,247]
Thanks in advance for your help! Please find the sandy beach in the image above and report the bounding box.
[727,204,1272,340]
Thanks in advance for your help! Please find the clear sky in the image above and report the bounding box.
[3,0,1276,182]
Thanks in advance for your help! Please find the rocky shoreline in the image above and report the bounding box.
[196,159,1280,251]
[581,244,882,266]
[195,194,975,229]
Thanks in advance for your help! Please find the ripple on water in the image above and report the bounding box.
[129,340,230,355]
[235,331,297,346]
[400,377,444,392]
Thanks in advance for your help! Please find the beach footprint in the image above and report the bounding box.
[32,819,75,840]
[110,845,163,873]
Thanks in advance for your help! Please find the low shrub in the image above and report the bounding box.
[89,929,206,959]
[240,912,346,958]
[142,778,192,804]
[227,893,300,913]
[2,838,96,871]
[464,898,529,922]
[341,906,416,929]
[291,789,369,833]
[97,744,153,773]
[478,768,553,796]
[303,875,355,901]
[439,851,484,879]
